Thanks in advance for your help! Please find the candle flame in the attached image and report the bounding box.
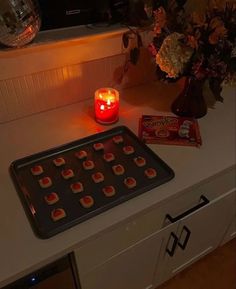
[107,99,111,105]
[100,104,105,110]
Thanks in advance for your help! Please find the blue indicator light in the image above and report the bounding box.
[30,276,37,282]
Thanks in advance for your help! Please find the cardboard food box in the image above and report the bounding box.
[139,115,202,147]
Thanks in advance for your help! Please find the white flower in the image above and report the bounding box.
[156,32,193,78]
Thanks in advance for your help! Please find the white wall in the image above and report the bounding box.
[0,27,155,123]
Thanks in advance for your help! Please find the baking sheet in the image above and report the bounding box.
[10,126,175,239]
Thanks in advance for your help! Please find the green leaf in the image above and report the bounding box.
[122,32,130,49]
[137,33,143,48]
[130,48,140,65]
[209,78,224,102]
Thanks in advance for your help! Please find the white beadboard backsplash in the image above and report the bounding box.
[0,49,155,123]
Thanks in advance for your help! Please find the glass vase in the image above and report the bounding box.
[171,77,207,119]
[0,0,41,48]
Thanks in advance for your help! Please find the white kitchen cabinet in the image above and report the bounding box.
[154,188,236,287]
[75,209,179,289]
[75,169,236,289]
[221,216,236,245]
[78,223,177,289]
[220,190,236,245]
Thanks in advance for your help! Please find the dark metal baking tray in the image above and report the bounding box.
[10,125,175,239]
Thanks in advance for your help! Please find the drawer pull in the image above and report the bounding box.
[166,232,178,257]
[166,195,209,223]
[178,226,191,250]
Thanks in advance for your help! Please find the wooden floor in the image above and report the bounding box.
[156,238,236,289]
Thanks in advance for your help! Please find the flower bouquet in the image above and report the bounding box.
[123,0,236,118]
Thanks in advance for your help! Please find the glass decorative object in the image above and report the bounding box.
[0,0,41,48]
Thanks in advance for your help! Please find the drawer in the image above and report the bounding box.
[78,231,164,289]
[161,167,236,224]
[74,205,168,275]
[74,167,236,275]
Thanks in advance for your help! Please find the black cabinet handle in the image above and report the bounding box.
[178,226,191,250]
[166,195,209,223]
[166,232,178,257]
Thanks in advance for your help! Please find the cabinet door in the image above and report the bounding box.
[221,215,236,245]
[221,190,236,245]
[79,223,178,289]
[154,189,236,285]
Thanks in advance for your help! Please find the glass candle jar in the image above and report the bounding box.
[94,88,119,125]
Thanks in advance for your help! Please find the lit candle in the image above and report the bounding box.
[94,88,119,124]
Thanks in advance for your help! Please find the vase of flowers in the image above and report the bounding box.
[150,0,236,117]
[122,0,236,118]
[171,76,207,118]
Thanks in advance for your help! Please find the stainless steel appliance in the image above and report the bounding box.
[3,254,80,289]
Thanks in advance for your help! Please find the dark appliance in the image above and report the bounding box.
[38,0,129,31]
[3,254,80,289]
[110,0,129,23]
[38,0,94,30]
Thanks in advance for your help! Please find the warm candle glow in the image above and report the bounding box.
[94,88,119,124]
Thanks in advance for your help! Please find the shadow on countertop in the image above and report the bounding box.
[121,78,185,112]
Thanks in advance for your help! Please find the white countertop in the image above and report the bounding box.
[0,82,235,287]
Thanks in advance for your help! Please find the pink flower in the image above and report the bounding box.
[153,7,167,35]
[148,43,157,57]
